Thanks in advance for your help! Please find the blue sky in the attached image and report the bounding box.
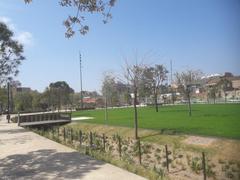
[0,0,239,93]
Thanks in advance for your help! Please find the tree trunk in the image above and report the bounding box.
[134,88,138,139]
[213,94,216,104]
[105,95,108,125]
[224,93,227,104]
[154,90,158,112]
[172,92,175,104]
[111,97,113,108]
[187,92,192,117]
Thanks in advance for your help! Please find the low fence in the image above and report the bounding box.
[28,126,240,180]
[15,112,71,126]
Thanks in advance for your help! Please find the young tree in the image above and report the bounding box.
[175,69,203,116]
[124,63,146,139]
[144,65,168,112]
[102,72,118,107]
[24,0,116,38]
[0,22,25,85]
[101,72,117,124]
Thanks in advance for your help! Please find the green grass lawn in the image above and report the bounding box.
[72,104,240,139]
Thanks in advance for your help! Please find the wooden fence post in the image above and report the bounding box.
[165,144,169,172]
[79,130,82,146]
[102,134,106,151]
[63,127,66,141]
[202,152,207,180]
[66,128,69,141]
[90,132,93,148]
[52,126,54,137]
[17,112,20,126]
[118,135,122,158]
[57,127,59,139]
[138,138,142,164]
[70,128,73,142]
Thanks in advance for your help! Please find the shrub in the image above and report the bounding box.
[191,157,202,174]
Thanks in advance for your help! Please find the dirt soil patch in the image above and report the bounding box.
[183,136,217,146]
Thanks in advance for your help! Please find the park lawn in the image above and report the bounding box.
[72,104,240,139]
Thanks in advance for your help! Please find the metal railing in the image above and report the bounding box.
[17,112,71,126]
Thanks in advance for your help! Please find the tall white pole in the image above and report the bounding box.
[170,60,173,85]
[79,52,83,109]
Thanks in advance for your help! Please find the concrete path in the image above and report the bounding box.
[0,115,146,180]
[71,117,94,121]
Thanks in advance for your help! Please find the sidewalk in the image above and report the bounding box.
[0,116,146,180]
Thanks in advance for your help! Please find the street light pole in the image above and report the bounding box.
[79,52,83,109]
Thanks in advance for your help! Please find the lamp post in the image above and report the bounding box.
[79,52,83,109]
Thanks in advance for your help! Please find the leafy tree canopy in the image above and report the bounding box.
[49,81,74,93]
[24,0,117,38]
[0,22,25,85]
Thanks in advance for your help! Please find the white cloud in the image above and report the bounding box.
[16,31,34,47]
[0,16,16,30]
[0,16,34,47]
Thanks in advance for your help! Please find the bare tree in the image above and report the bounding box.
[101,71,116,125]
[124,62,146,139]
[102,71,118,106]
[175,69,203,116]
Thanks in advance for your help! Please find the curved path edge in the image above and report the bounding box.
[0,115,146,180]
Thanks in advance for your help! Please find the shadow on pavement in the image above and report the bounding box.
[0,149,104,179]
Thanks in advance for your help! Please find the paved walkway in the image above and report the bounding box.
[0,115,146,180]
